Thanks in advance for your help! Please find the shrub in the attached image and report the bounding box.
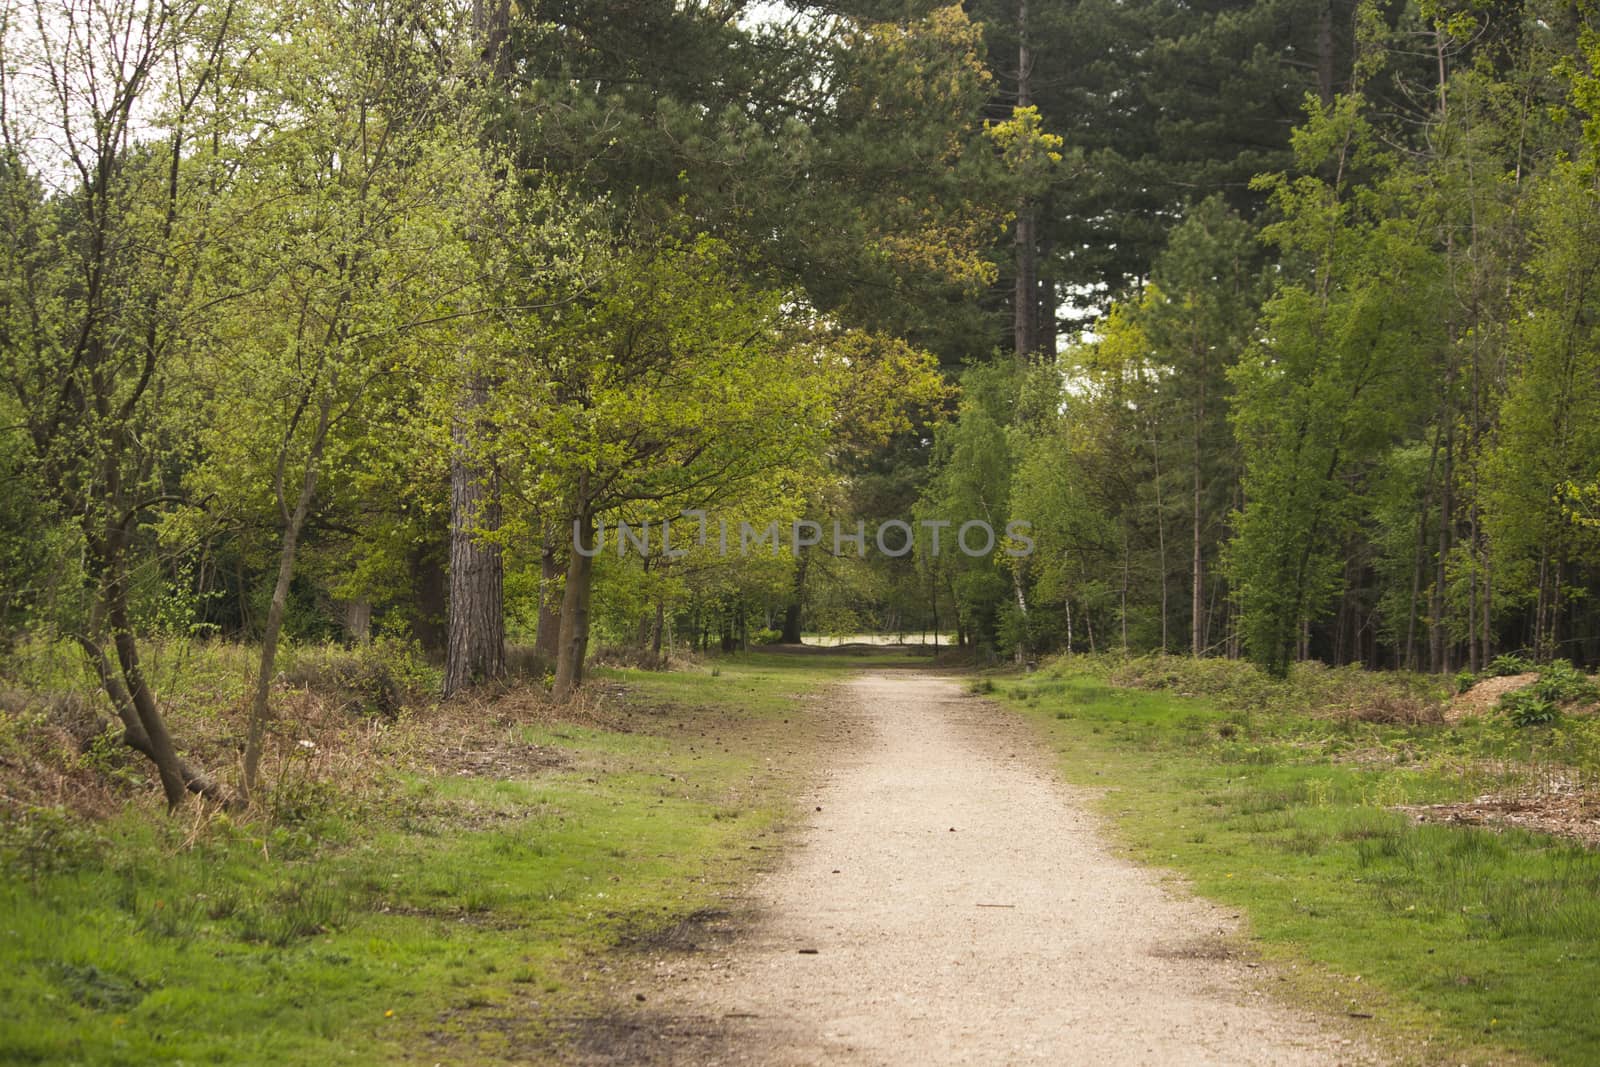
[750,627,783,646]
[1502,688,1560,727]
[1483,651,1536,678]
[1495,661,1597,726]
[1531,660,1598,705]
[280,637,438,717]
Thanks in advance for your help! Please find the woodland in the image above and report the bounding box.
[3,0,1600,805]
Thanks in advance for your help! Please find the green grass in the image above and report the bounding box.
[995,660,1600,1066]
[0,650,869,1065]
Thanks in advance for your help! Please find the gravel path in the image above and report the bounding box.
[593,672,1380,1066]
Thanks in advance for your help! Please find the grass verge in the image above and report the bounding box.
[0,647,877,1065]
[992,656,1600,1067]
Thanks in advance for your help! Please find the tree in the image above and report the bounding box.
[1226,95,1443,674]
[490,231,837,699]
[0,0,239,806]
[1483,158,1600,659]
[1136,197,1261,655]
[185,0,497,797]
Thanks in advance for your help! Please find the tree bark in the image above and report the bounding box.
[75,632,229,805]
[1012,561,1031,664]
[1431,429,1453,673]
[342,598,372,646]
[1151,423,1169,652]
[781,547,809,643]
[552,501,596,701]
[86,453,199,810]
[444,374,505,697]
[1192,372,1206,657]
[106,559,191,809]
[1013,0,1038,360]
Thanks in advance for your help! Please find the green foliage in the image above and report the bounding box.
[1499,688,1560,727]
[1486,659,1600,726]
[1489,661,1596,726]
[1227,95,1444,674]
[1484,652,1536,678]
[917,359,1024,654]
[0,805,102,880]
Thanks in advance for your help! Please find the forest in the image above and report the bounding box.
[8,1,1600,1063]
[3,0,1600,792]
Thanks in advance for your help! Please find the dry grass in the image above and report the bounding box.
[0,637,623,830]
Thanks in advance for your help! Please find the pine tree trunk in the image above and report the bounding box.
[444,374,505,697]
[1013,0,1038,360]
[1431,431,1453,673]
[1151,425,1168,652]
[1037,202,1056,357]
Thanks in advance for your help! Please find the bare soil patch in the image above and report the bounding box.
[1398,776,1600,847]
[1446,673,1538,722]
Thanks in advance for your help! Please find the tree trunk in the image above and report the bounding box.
[1120,523,1130,651]
[1151,424,1168,652]
[1012,560,1031,664]
[552,501,596,701]
[106,576,188,807]
[444,374,505,697]
[244,396,332,802]
[1192,379,1206,657]
[78,437,213,809]
[342,598,372,646]
[76,631,227,804]
[1431,429,1453,674]
[781,547,809,643]
[1013,0,1038,360]
[1037,198,1056,357]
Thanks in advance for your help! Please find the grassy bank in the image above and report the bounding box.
[993,656,1600,1066]
[0,646,883,1065]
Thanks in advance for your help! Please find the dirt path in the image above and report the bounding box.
[574,672,1379,1065]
